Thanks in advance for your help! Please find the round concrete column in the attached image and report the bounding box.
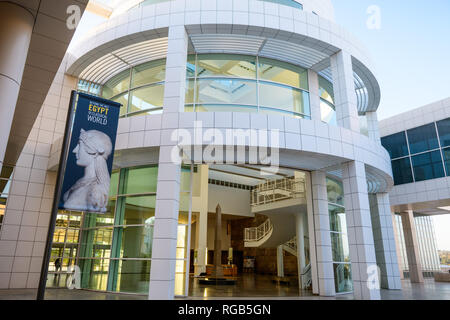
[0,2,34,167]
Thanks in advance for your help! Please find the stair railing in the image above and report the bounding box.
[244,219,273,242]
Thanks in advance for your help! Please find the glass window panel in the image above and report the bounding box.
[174,272,186,296]
[103,69,130,99]
[90,206,116,227]
[259,82,310,115]
[128,84,164,114]
[331,233,350,262]
[411,150,445,182]
[122,195,156,225]
[195,104,258,113]
[111,93,128,117]
[407,123,439,154]
[180,165,191,193]
[381,132,409,159]
[437,118,450,148]
[122,166,158,195]
[318,76,334,104]
[53,228,66,243]
[391,158,414,185]
[0,180,10,195]
[258,57,308,90]
[320,99,336,125]
[118,225,154,259]
[116,259,151,294]
[329,205,347,233]
[197,54,256,78]
[109,171,119,197]
[327,178,344,206]
[131,59,166,88]
[196,78,257,105]
[333,263,353,293]
[186,54,196,78]
[185,79,195,104]
[79,258,110,291]
[444,148,450,175]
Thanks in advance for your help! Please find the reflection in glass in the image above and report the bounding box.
[391,158,414,185]
[407,123,439,154]
[333,263,353,293]
[131,59,165,88]
[122,166,158,195]
[128,85,164,114]
[444,148,450,174]
[411,150,445,182]
[119,225,154,259]
[437,118,450,148]
[331,233,350,262]
[116,259,151,294]
[197,78,257,105]
[258,57,308,90]
[259,82,310,115]
[319,76,334,104]
[197,54,256,78]
[111,93,128,116]
[103,69,130,99]
[326,178,344,206]
[381,132,409,159]
[122,196,156,225]
[320,99,336,125]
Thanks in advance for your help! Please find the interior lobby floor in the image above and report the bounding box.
[0,276,449,300]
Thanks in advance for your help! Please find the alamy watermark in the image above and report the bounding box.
[169,121,280,174]
[66,5,81,30]
[367,5,382,30]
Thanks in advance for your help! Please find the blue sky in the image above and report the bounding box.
[331,0,450,120]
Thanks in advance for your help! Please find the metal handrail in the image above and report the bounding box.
[244,219,273,242]
[251,177,306,207]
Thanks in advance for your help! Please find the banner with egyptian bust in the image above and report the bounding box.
[58,92,121,213]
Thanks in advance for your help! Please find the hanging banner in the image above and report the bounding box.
[58,92,121,213]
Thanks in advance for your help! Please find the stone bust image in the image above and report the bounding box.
[63,129,113,213]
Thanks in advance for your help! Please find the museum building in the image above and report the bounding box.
[0,0,410,300]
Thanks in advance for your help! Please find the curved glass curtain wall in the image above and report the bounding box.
[186,54,311,119]
[326,177,353,294]
[319,76,336,125]
[46,164,192,297]
[102,59,167,117]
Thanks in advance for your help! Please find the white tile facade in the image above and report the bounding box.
[0,59,77,289]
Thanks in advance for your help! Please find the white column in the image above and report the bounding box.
[0,2,34,168]
[330,50,360,132]
[307,69,321,121]
[366,112,381,143]
[391,214,405,280]
[305,172,319,294]
[296,213,307,289]
[341,161,380,300]
[194,165,208,275]
[400,211,424,283]
[368,193,401,289]
[311,171,335,296]
[148,24,188,300]
[277,245,284,278]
